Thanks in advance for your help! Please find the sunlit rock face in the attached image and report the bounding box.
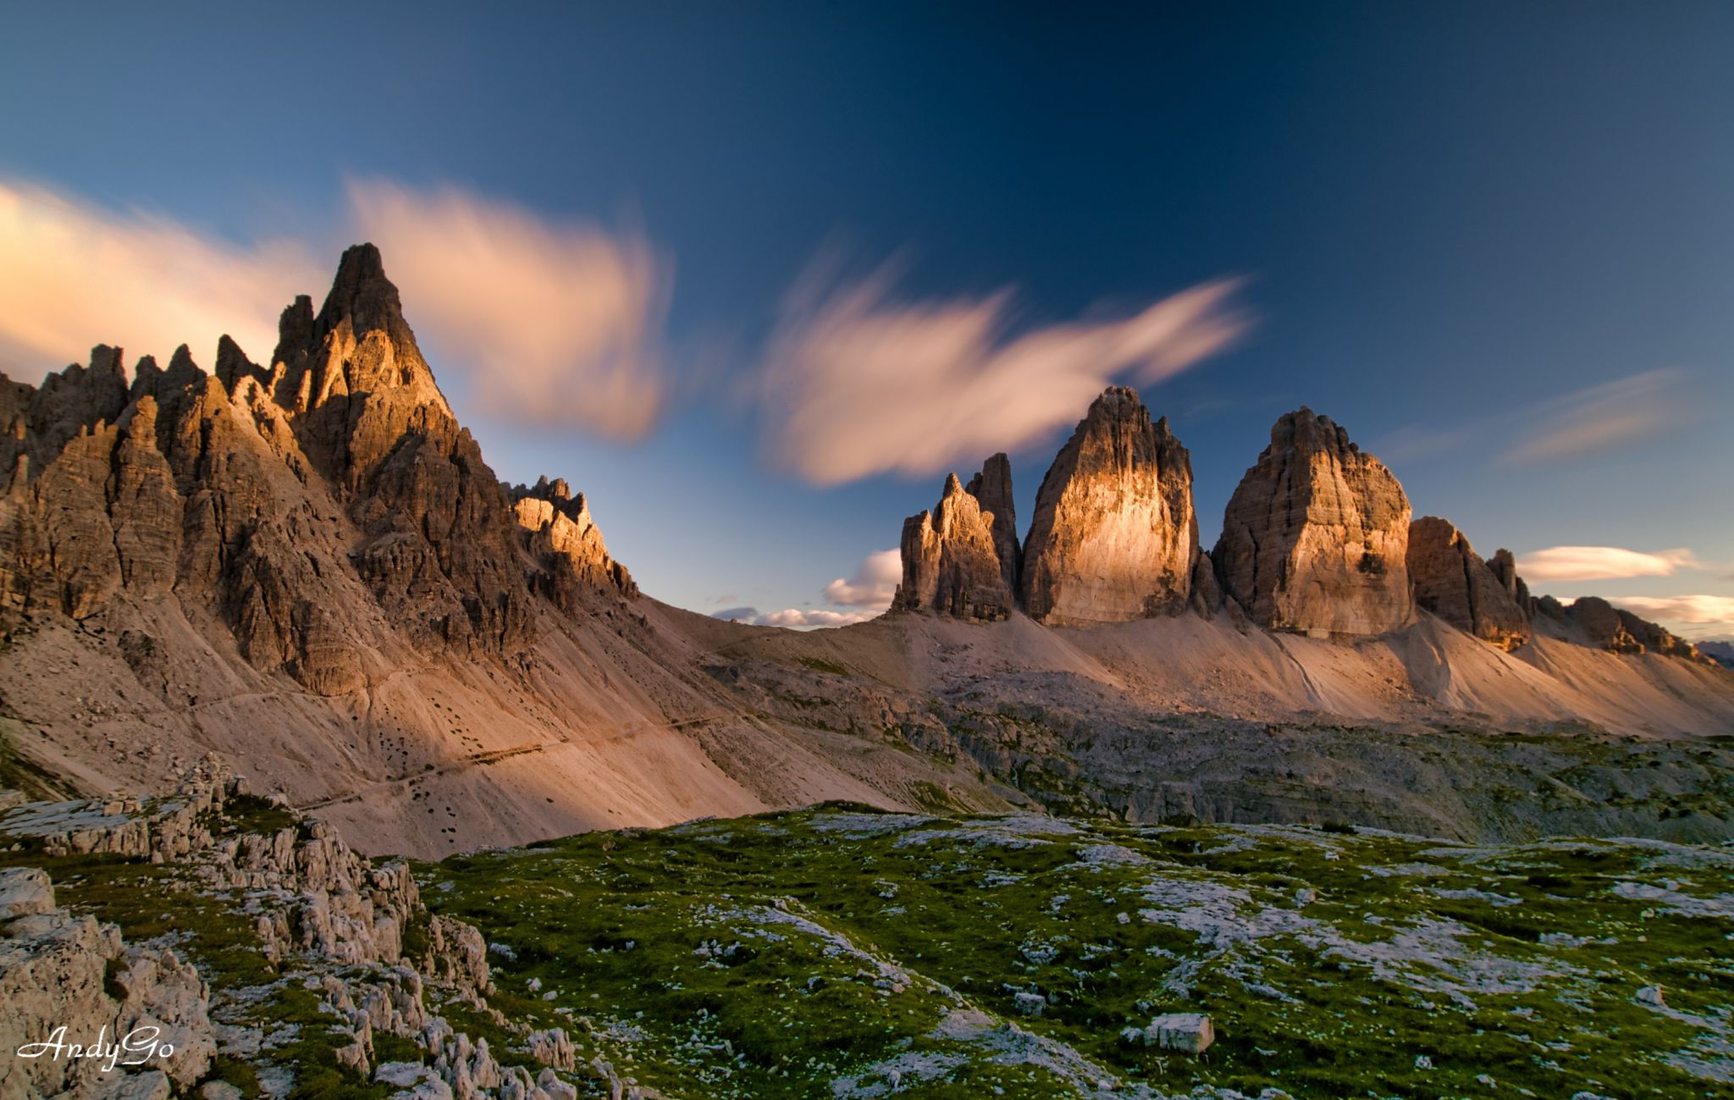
[1407,516,1531,651]
[964,452,1020,594]
[894,472,1015,621]
[1214,408,1413,637]
[1020,386,1198,625]
[509,475,637,607]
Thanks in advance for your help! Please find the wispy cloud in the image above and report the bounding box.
[0,179,323,375]
[0,177,671,442]
[757,263,1250,485]
[1517,545,1701,583]
[1605,595,1734,641]
[348,180,668,441]
[822,549,900,609]
[1372,368,1692,471]
[1501,369,1686,465]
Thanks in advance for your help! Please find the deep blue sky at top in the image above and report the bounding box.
[3,1,1731,620]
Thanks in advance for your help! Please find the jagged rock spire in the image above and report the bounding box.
[965,453,1020,593]
[893,470,1015,621]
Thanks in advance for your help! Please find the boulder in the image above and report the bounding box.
[1021,386,1199,625]
[1215,408,1413,636]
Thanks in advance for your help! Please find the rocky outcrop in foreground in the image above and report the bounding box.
[1214,408,1413,637]
[892,473,1015,621]
[0,762,637,1099]
[1406,517,1531,651]
[1020,387,1199,625]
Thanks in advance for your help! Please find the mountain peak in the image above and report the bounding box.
[315,243,414,346]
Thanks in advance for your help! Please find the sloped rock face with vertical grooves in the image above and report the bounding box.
[964,453,1020,593]
[1214,408,1413,636]
[893,473,1015,621]
[1406,516,1531,651]
[1020,386,1198,625]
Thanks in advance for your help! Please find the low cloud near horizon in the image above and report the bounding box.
[1517,545,1701,583]
[711,548,899,630]
[0,177,669,441]
[757,266,1251,485]
[1604,595,1734,641]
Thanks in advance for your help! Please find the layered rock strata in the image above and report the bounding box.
[1214,408,1413,636]
[1020,387,1199,625]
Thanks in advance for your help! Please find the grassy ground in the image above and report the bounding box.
[7,802,1731,1098]
[418,806,1734,1099]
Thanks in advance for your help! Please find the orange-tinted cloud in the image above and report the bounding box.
[0,179,323,375]
[1,177,673,443]
[1518,545,1700,582]
[348,180,669,441]
[758,266,1250,485]
[1606,595,1734,640]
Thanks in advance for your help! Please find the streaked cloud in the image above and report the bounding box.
[757,265,1250,485]
[0,177,672,442]
[348,179,668,440]
[1501,369,1686,465]
[822,549,900,609]
[0,179,323,375]
[1518,545,1701,583]
[1606,595,1734,640]
[1374,367,1692,471]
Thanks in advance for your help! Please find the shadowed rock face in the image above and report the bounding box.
[1552,596,1707,662]
[1020,386,1198,625]
[894,473,1014,621]
[1407,516,1531,651]
[1214,408,1413,637]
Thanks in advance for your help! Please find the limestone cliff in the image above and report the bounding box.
[1407,516,1531,651]
[964,453,1020,593]
[510,475,638,608]
[893,473,1015,621]
[1020,386,1198,625]
[1214,408,1413,637]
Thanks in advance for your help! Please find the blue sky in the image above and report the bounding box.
[3,2,1731,635]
